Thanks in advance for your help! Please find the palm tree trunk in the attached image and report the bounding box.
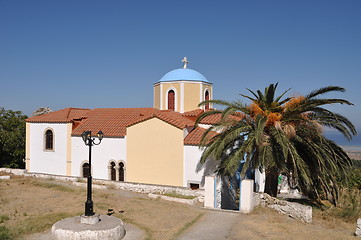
[265,168,279,197]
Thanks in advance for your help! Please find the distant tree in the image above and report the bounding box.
[197,84,357,205]
[0,108,27,168]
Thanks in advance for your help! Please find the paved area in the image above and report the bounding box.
[175,209,239,240]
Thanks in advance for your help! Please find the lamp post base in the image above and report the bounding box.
[80,213,100,225]
[52,215,125,240]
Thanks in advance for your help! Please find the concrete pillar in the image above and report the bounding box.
[240,179,254,213]
[255,169,265,193]
[204,176,216,208]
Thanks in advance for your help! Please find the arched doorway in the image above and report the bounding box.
[110,162,116,181]
[82,163,90,178]
[168,90,175,111]
[119,162,125,182]
[205,90,210,110]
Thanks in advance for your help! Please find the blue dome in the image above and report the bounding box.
[159,68,209,82]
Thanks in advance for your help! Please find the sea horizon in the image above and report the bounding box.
[324,131,361,151]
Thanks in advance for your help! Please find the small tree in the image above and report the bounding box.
[197,84,357,205]
[0,108,27,168]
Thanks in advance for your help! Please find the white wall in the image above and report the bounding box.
[29,123,68,175]
[71,136,126,180]
[183,145,204,188]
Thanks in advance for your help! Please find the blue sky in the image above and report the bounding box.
[1,1,360,135]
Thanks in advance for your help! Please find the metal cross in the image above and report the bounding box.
[182,57,188,69]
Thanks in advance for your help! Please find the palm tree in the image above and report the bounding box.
[196,83,356,204]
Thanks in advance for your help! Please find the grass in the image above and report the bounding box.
[171,212,204,240]
[30,180,77,192]
[321,188,361,222]
[0,215,10,224]
[0,226,12,240]
[117,213,153,240]
[13,212,74,237]
[0,176,203,240]
[161,191,197,200]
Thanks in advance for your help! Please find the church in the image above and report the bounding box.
[25,58,218,189]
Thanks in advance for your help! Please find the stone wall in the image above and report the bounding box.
[255,192,312,223]
[0,168,204,202]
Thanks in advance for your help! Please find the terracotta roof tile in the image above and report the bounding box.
[72,108,196,137]
[199,112,244,125]
[184,127,218,146]
[26,108,90,123]
[182,109,203,117]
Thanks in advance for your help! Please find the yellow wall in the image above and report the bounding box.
[25,122,30,171]
[66,123,72,176]
[126,118,184,186]
[184,82,201,112]
[161,82,180,111]
[153,84,160,109]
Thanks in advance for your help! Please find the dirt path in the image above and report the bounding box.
[175,210,239,240]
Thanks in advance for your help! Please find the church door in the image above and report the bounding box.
[119,162,124,182]
[205,90,210,109]
[168,90,175,111]
[82,163,90,178]
[110,162,116,181]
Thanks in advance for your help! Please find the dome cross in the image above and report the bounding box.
[182,57,189,69]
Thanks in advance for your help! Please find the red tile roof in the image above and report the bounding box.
[52,108,197,137]
[184,127,218,146]
[198,112,244,125]
[182,109,203,117]
[26,108,90,123]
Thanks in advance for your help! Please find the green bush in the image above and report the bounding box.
[0,226,12,240]
[348,168,361,190]
[324,188,361,222]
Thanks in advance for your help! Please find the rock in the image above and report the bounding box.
[31,107,52,117]
[356,218,361,237]
[255,193,312,223]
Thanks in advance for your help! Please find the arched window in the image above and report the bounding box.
[110,162,116,181]
[168,90,175,111]
[119,162,125,182]
[205,90,210,110]
[82,163,90,178]
[45,129,54,150]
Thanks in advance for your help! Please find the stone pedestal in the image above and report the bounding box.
[356,218,361,237]
[52,215,125,240]
[80,214,100,224]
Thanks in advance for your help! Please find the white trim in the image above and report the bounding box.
[203,88,211,110]
[180,82,184,113]
[160,84,163,110]
[199,84,203,109]
[156,80,210,84]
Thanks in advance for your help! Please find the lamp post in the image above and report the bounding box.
[81,130,104,216]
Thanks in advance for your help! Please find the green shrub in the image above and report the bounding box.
[348,168,361,190]
[0,215,10,223]
[324,188,361,222]
[0,226,12,240]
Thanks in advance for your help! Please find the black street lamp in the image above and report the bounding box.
[81,130,104,216]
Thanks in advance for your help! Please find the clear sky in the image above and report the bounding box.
[1,0,360,134]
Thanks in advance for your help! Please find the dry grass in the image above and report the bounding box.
[228,207,357,240]
[0,174,359,240]
[0,175,203,240]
